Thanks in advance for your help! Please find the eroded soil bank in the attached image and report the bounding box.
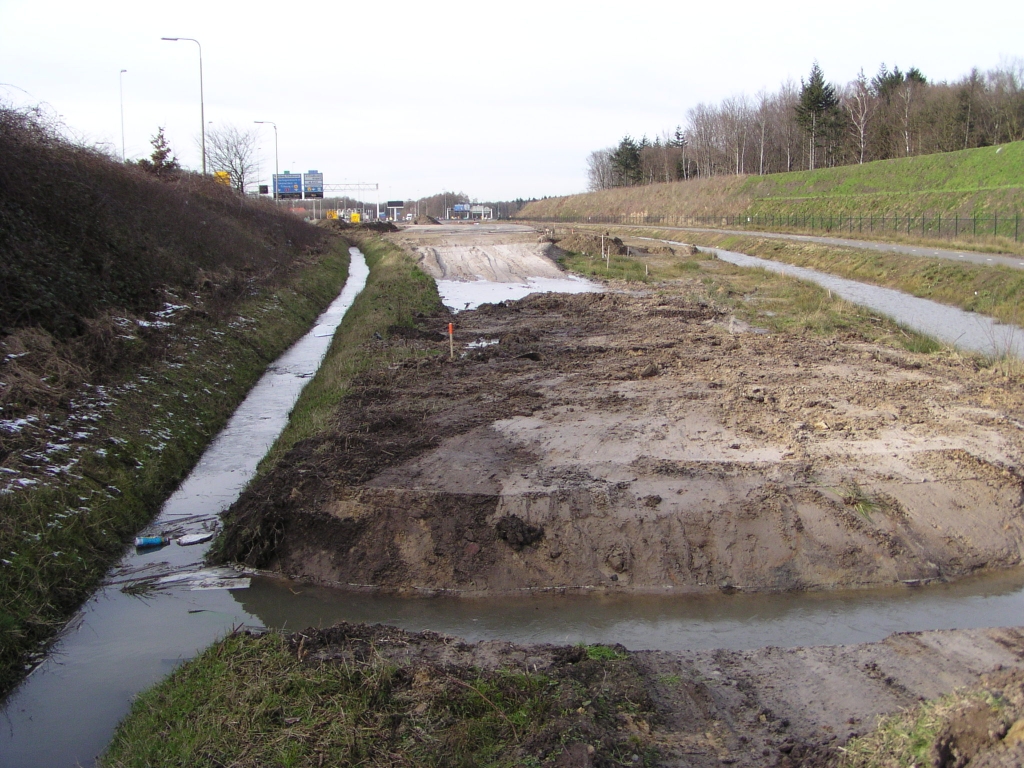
[217,230,1024,596]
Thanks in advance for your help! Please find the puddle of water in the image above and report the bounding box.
[466,338,500,349]
[0,249,369,768]
[234,567,1024,652]
[437,275,601,312]
[660,239,1024,358]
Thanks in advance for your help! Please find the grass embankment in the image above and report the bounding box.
[210,234,446,564]
[248,234,445,474]
[0,242,351,695]
[518,142,1024,248]
[100,627,655,768]
[0,104,352,696]
[555,233,944,356]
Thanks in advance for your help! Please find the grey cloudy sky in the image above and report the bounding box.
[2,0,1021,201]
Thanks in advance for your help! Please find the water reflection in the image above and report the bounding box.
[235,567,1024,652]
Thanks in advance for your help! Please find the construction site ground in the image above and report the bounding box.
[214,223,1024,765]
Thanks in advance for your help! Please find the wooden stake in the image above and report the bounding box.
[448,322,454,359]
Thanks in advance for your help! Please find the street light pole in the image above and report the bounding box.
[254,120,278,199]
[161,37,205,174]
[119,69,127,162]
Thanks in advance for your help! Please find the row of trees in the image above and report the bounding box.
[588,60,1024,190]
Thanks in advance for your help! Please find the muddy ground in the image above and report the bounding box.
[284,622,1024,767]
[219,225,1024,596]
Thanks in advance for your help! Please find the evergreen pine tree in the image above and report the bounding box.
[610,136,643,186]
[795,62,840,169]
[137,127,181,177]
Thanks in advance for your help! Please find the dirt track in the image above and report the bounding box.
[219,225,1024,596]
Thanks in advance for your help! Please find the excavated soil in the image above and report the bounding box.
[218,235,1024,595]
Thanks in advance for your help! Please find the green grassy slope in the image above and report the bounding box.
[518,142,1024,223]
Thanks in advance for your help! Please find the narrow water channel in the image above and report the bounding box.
[0,250,370,768]
[5,241,1024,767]
[654,238,1024,359]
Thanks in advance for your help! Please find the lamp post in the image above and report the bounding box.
[161,37,205,174]
[119,69,127,162]
[254,120,278,199]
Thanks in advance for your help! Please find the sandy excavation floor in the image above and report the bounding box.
[218,225,1024,598]
[393,223,565,283]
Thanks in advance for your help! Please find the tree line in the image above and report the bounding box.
[588,60,1024,190]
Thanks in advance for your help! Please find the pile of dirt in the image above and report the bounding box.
[316,218,352,230]
[555,233,629,257]
[319,219,399,233]
[412,215,440,225]
[359,220,399,233]
[218,283,1024,596]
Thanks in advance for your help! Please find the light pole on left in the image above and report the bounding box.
[119,69,127,162]
[161,37,205,174]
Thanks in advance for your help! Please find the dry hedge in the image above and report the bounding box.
[0,105,325,339]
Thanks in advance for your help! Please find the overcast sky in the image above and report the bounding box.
[2,0,1021,201]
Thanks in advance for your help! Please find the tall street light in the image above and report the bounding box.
[119,69,127,162]
[161,37,205,174]
[254,120,278,199]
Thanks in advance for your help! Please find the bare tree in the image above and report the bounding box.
[721,95,751,174]
[686,103,721,178]
[586,148,615,191]
[844,70,874,163]
[988,58,1024,142]
[205,124,259,193]
[753,90,771,175]
[772,81,801,172]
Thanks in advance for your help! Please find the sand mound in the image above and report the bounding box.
[414,242,566,282]
[555,233,628,256]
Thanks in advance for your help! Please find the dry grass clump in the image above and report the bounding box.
[838,669,1024,767]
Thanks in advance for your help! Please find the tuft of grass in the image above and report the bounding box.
[840,483,881,522]
[582,644,629,662]
[557,249,652,282]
